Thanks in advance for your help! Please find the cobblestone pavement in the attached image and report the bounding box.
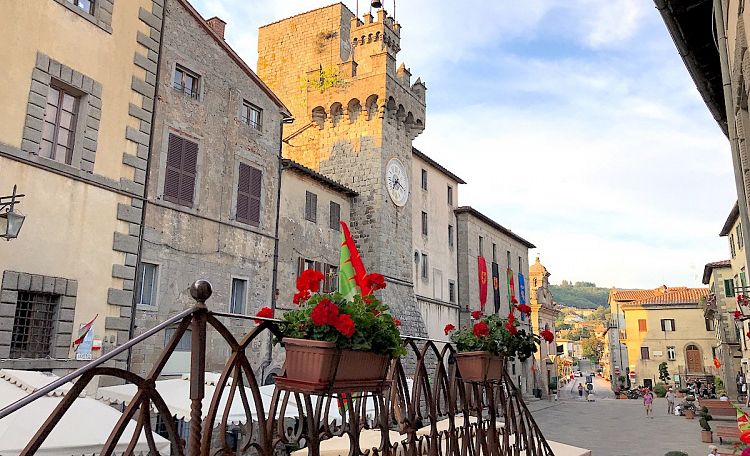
[527,375,716,456]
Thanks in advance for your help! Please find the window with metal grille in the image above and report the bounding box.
[236,163,262,226]
[448,224,454,248]
[173,65,200,99]
[10,292,58,359]
[421,211,428,236]
[305,191,317,222]
[40,85,79,165]
[421,253,429,279]
[241,101,262,131]
[66,0,94,14]
[323,264,338,293]
[230,278,247,314]
[137,263,158,306]
[164,133,198,207]
[329,201,340,231]
[448,281,456,303]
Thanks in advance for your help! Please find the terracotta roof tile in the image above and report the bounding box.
[702,260,732,284]
[621,287,708,307]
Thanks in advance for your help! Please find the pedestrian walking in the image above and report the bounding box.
[643,388,654,418]
[666,387,675,415]
[578,384,583,399]
[708,444,719,455]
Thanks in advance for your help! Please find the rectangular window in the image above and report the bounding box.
[305,191,318,223]
[164,133,198,207]
[518,256,522,272]
[421,169,428,190]
[660,319,675,332]
[173,65,200,99]
[323,264,338,293]
[492,244,497,262]
[241,101,262,130]
[447,185,453,206]
[329,201,341,231]
[479,236,484,256]
[137,263,158,306]
[448,224,454,248]
[731,234,737,258]
[236,163,262,226]
[448,281,456,303]
[640,347,650,360]
[421,211,428,236]
[739,223,745,250]
[705,318,716,331]
[10,292,57,359]
[164,328,192,352]
[67,0,94,14]
[230,278,247,314]
[638,319,647,332]
[421,253,429,279]
[40,85,79,165]
[667,346,676,361]
[726,279,736,297]
[506,250,511,267]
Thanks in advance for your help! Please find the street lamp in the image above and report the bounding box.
[0,185,25,241]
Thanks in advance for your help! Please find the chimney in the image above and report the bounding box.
[207,16,226,40]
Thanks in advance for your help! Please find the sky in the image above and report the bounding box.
[192,0,736,289]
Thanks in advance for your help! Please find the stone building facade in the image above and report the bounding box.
[411,148,464,341]
[454,206,535,393]
[0,0,163,374]
[257,4,428,337]
[528,257,559,396]
[130,0,289,375]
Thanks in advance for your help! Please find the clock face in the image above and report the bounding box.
[385,158,409,207]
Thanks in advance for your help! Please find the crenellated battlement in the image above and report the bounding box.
[350,9,401,57]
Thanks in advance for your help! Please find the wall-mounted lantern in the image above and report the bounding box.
[0,185,25,241]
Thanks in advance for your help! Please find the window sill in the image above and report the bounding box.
[137,304,159,312]
[237,119,263,135]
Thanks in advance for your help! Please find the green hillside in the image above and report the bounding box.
[550,281,609,309]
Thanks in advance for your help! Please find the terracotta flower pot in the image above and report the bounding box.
[685,409,695,419]
[455,351,504,382]
[700,430,713,443]
[278,338,390,393]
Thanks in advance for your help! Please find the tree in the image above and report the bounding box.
[658,362,670,383]
[581,336,604,363]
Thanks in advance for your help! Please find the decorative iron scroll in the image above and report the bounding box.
[0,280,553,456]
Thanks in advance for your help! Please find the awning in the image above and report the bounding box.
[0,369,170,456]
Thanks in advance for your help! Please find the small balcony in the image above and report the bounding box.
[0,280,563,456]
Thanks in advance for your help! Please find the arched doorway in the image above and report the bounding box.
[686,344,703,373]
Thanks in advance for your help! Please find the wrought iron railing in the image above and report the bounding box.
[0,280,554,456]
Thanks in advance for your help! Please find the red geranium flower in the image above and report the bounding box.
[736,310,743,320]
[507,311,515,325]
[517,304,532,316]
[540,329,554,343]
[296,269,325,293]
[393,318,402,327]
[473,321,490,337]
[254,306,274,324]
[505,321,518,335]
[364,273,386,292]
[511,297,518,305]
[293,290,311,305]
[310,299,339,326]
[444,324,456,335]
[471,310,483,320]
[333,314,356,338]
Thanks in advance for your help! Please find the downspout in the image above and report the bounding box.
[260,115,293,383]
[714,0,750,280]
[127,0,166,370]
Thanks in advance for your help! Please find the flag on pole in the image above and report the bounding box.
[72,314,98,348]
[732,403,750,443]
[339,221,367,300]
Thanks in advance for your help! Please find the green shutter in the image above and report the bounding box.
[725,279,735,297]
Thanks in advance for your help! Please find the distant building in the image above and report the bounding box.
[528,257,559,396]
[620,287,713,389]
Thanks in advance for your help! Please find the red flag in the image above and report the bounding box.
[72,314,98,348]
[714,357,721,369]
[478,257,488,310]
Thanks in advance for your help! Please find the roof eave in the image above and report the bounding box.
[454,206,535,249]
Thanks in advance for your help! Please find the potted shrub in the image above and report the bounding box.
[274,223,405,393]
[654,382,667,398]
[446,311,541,382]
[682,396,697,419]
[699,406,713,443]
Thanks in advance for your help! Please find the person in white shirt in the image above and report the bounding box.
[708,444,719,455]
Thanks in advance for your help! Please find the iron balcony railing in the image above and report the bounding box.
[0,280,554,456]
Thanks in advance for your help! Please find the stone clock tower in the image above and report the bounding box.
[258,4,427,336]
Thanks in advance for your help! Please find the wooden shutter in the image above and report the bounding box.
[660,319,665,331]
[305,191,317,222]
[330,201,340,230]
[236,163,262,226]
[638,319,647,332]
[297,257,305,277]
[164,133,198,207]
[640,347,650,360]
[671,319,676,331]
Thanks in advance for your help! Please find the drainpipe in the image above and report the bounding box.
[127,1,166,371]
[259,115,293,384]
[714,0,750,278]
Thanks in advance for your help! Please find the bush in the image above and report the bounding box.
[699,406,713,431]
[654,382,667,397]
[664,452,688,456]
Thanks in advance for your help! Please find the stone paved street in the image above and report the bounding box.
[528,375,714,456]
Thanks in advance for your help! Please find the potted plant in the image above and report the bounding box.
[699,406,713,443]
[446,310,540,382]
[274,222,406,393]
[682,396,697,419]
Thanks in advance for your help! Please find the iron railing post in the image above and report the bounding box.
[188,280,211,456]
